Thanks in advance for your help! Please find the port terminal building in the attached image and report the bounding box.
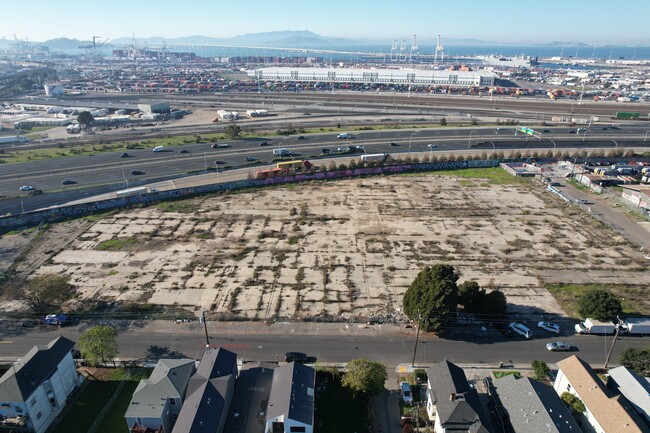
[247,67,496,87]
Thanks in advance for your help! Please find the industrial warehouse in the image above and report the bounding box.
[246,67,496,87]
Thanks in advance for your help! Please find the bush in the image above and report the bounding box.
[439,117,447,126]
[561,392,585,413]
[532,360,550,380]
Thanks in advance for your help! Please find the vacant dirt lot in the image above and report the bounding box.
[3,171,648,320]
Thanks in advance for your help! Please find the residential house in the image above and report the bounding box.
[554,355,650,433]
[492,374,580,433]
[0,336,83,433]
[125,359,196,433]
[265,362,315,433]
[607,366,650,427]
[170,348,237,433]
[426,360,493,433]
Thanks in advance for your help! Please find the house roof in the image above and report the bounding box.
[427,360,492,433]
[125,359,196,419]
[493,374,581,433]
[557,356,649,433]
[266,362,315,426]
[170,348,237,433]
[0,336,75,402]
[608,366,650,422]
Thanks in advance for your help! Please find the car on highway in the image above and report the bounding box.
[284,352,307,363]
[297,135,305,140]
[19,185,34,191]
[400,382,413,404]
[61,180,77,185]
[131,170,145,175]
[427,143,437,149]
[120,152,130,158]
[214,160,226,165]
[546,341,571,352]
[538,321,561,334]
[245,156,257,161]
[321,148,331,154]
[179,149,190,154]
[258,141,269,146]
[390,142,400,146]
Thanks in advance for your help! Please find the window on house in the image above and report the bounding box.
[173,414,178,420]
[567,384,572,392]
[290,427,306,433]
[30,398,37,407]
[170,399,176,405]
[15,406,23,414]
[36,412,43,421]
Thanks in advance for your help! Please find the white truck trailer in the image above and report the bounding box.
[621,318,650,335]
[115,187,149,198]
[273,148,291,157]
[0,136,28,144]
[574,318,616,335]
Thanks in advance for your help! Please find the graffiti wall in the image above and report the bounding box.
[0,159,499,233]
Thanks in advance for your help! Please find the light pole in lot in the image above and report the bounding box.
[409,132,417,152]
[468,131,476,148]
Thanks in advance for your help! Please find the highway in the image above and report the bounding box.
[3,125,649,202]
[0,321,647,368]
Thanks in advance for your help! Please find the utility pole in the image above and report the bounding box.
[604,317,625,368]
[411,309,422,367]
[201,311,210,349]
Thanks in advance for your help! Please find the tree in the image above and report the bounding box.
[561,392,585,413]
[224,124,241,140]
[619,345,650,376]
[439,117,447,126]
[17,273,75,313]
[577,289,622,321]
[458,281,507,318]
[78,325,119,367]
[76,111,94,129]
[342,358,387,399]
[532,360,550,380]
[403,265,459,332]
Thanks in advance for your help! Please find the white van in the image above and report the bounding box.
[337,133,349,139]
[509,322,533,339]
[153,146,164,152]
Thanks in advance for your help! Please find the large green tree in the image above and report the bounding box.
[577,289,622,321]
[17,273,75,313]
[76,111,94,129]
[224,124,241,140]
[342,358,387,399]
[78,325,119,367]
[403,265,459,332]
[619,345,650,376]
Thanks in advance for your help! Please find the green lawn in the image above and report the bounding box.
[52,381,121,433]
[421,167,529,185]
[95,381,139,433]
[546,283,649,318]
[315,371,369,433]
[493,371,521,379]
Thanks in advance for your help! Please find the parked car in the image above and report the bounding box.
[537,321,561,334]
[61,180,77,185]
[546,341,571,352]
[245,156,257,161]
[19,185,34,191]
[400,382,413,404]
[120,152,130,158]
[131,170,145,175]
[509,322,533,339]
[284,352,307,363]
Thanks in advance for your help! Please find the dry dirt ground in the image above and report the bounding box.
[2,173,648,320]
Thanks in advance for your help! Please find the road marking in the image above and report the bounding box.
[0,340,14,344]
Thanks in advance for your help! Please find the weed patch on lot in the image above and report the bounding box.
[546,283,650,318]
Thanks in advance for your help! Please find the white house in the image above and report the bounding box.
[554,356,649,433]
[0,337,83,433]
[265,362,315,433]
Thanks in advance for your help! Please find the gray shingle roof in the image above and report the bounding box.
[125,359,196,419]
[171,348,237,433]
[427,360,492,433]
[608,366,650,425]
[493,374,581,433]
[266,362,315,426]
[0,336,75,402]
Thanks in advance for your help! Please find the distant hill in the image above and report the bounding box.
[43,38,90,49]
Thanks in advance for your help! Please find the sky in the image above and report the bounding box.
[3,0,649,45]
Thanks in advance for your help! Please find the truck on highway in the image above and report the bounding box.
[621,318,650,335]
[574,318,616,335]
[0,135,28,144]
[337,133,349,139]
[273,148,291,157]
[115,186,150,198]
[360,153,389,163]
[211,143,231,149]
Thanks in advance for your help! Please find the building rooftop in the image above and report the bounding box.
[266,362,315,426]
[608,366,650,424]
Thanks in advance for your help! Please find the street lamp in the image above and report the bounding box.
[409,132,417,151]
[203,152,208,172]
[612,140,619,150]
[582,129,589,142]
[121,165,128,188]
[468,131,476,148]
[644,131,650,142]
[548,139,557,151]
[489,141,496,152]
